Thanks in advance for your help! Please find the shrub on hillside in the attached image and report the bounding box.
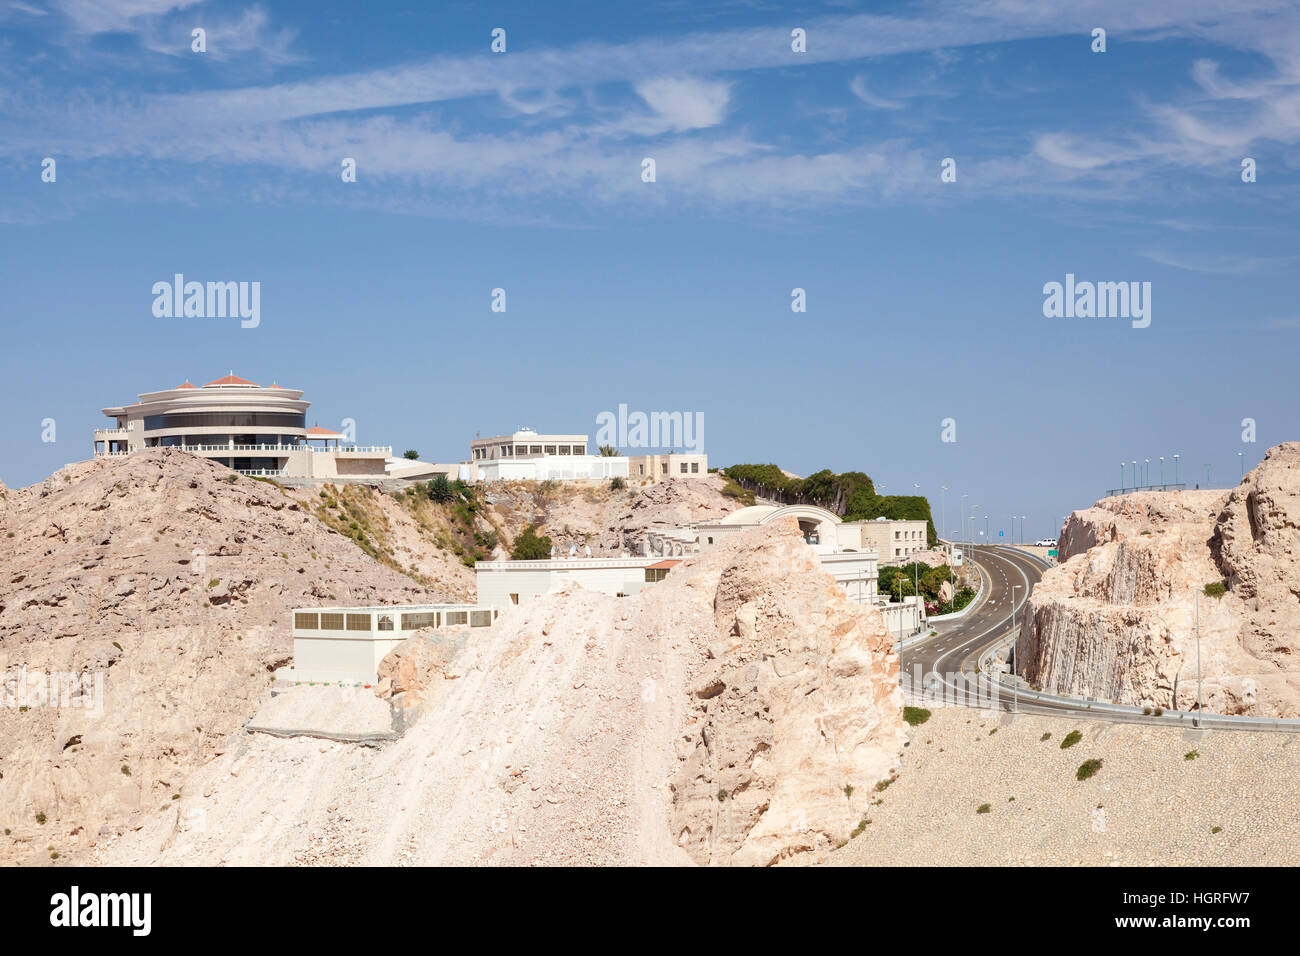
[511,525,553,560]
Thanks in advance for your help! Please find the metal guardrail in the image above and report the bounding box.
[976,633,1300,733]
[1103,483,1187,496]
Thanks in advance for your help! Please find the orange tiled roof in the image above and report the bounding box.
[203,373,259,387]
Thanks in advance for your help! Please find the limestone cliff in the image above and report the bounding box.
[1019,443,1300,716]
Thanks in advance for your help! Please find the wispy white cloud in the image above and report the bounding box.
[848,75,901,110]
[5,0,1300,219]
[635,76,731,130]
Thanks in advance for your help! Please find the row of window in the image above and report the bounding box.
[294,609,496,631]
[143,412,306,430]
[473,444,586,460]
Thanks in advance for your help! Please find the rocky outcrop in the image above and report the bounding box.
[0,450,432,863]
[94,519,904,866]
[600,475,739,553]
[669,520,905,865]
[1019,443,1300,716]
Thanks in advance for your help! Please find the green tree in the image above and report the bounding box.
[598,444,622,457]
[511,525,553,560]
[403,449,420,460]
[426,473,454,503]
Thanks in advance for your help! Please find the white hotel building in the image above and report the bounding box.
[92,373,392,480]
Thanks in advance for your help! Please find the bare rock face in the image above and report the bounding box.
[1210,442,1300,681]
[0,450,432,863]
[94,519,903,867]
[375,633,453,713]
[670,519,905,865]
[600,475,739,553]
[1019,443,1300,716]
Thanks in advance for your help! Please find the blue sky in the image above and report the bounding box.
[2,0,1298,541]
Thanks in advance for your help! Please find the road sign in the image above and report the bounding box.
[998,530,1004,537]
[1048,549,1058,557]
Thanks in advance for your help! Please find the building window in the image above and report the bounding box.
[294,612,318,630]
[543,445,556,455]
[402,611,437,630]
[345,613,371,631]
[377,614,394,631]
[530,445,542,455]
[661,464,668,474]
[707,536,714,544]
[680,463,688,473]
[639,465,645,475]
[509,593,519,605]
[319,613,345,631]
[645,568,671,583]
[444,610,469,626]
[470,609,494,627]
[691,463,699,473]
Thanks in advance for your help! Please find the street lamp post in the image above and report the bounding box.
[1195,590,1203,728]
[1238,451,1244,479]
[1204,463,1211,487]
[1120,461,1125,492]
[1145,458,1150,486]
[1131,460,1138,490]
[1021,515,1027,545]
[1174,454,1180,486]
[1159,456,1165,487]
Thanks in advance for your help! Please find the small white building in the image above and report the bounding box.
[280,603,499,684]
[476,556,675,610]
[460,427,628,483]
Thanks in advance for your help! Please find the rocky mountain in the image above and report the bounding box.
[94,519,905,866]
[1018,442,1300,716]
[0,450,431,864]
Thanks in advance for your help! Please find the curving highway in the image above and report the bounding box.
[900,544,1042,708]
[901,545,1300,733]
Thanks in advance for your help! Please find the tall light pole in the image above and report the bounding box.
[1131,460,1138,490]
[1145,458,1150,486]
[1120,461,1125,492]
[1174,454,1180,487]
[1011,584,1022,714]
[914,482,922,548]
[1238,451,1244,479]
[1195,590,1203,728]
[1021,515,1027,545]
[1159,456,1165,487]
[1204,463,1212,487]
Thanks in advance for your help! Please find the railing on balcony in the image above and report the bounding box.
[172,443,391,455]
[236,469,288,477]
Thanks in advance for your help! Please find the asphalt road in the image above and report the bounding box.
[900,544,1044,704]
[902,545,1300,731]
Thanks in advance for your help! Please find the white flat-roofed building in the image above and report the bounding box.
[469,427,588,462]
[843,517,931,564]
[626,453,709,480]
[280,603,499,683]
[462,427,628,483]
[476,555,672,610]
[93,373,391,479]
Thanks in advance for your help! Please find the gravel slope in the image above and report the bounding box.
[806,708,1300,866]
